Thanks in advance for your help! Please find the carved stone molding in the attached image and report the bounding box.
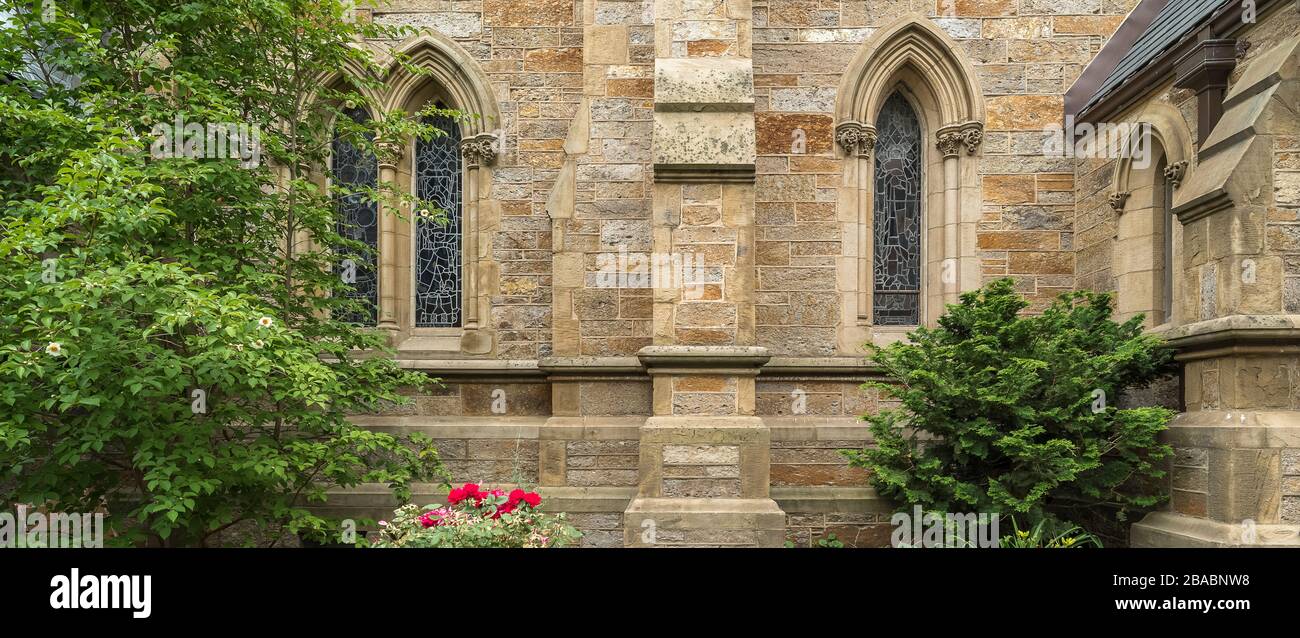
[1109,191,1130,212]
[835,121,877,159]
[1163,160,1188,189]
[959,122,983,155]
[459,133,499,168]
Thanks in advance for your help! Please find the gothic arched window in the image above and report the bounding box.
[872,92,922,326]
[414,109,463,328]
[331,106,379,324]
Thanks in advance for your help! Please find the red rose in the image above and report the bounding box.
[522,492,541,508]
[508,488,526,505]
[462,483,480,496]
[447,488,465,504]
[494,502,515,519]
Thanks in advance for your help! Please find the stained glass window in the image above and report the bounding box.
[414,109,462,327]
[331,106,378,324]
[872,92,922,326]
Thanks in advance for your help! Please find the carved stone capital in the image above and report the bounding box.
[375,139,405,169]
[460,133,499,168]
[959,122,983,155]
[937,121,983,157]
[835,121,877,159]
[1109,191,1131,212]
[936,130,963,158]
[1163,160,1188,189]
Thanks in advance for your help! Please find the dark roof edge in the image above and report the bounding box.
[1073,0,1285,125]
[1064,0,1169,121]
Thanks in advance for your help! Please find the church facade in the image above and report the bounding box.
[321,0,1300,547]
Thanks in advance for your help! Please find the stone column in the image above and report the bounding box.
[375,138,404,338]
[620,0,785,547]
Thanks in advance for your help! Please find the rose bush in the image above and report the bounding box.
[373,483,581,548]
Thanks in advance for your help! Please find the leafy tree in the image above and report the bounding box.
[845,279,1176,542]
[0,0,454,546]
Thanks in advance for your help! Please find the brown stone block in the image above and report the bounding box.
[682,204,723,225]
[1172,489,1208,518]
[790,156,839,173]
[755,74,799,87]
[675,328,735,345]
[796,202,836,221]
[1008,39,1091,64]
[982,174,1036,204]
[674,375,734,392]
[770,463,870,486]
[755,113,833,155]
[1007,251,1072,275]
[986,95,1063,131]
[1052,15,1125,36]
[606,78,653,97]
[687,39,735,56]
[484,0,575,26]
[954,0,1016,15]
[523,47,581,72]
[977,231,1060,250]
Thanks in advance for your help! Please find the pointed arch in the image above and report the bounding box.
[380,32,501,136]
[371,31,500,355]
[835,14,985,129]
[834,15,985,348]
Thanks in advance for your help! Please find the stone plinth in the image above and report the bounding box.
[623,346,786,547]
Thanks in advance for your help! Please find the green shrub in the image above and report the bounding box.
[844,279,1175,543]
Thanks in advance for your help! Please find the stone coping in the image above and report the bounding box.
[1162,315,1300,360]
[1131,511,1300,547]
[637,345,771,369]
[347,355,886,379]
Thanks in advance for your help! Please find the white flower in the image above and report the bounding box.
[257,316,274,328]
[45,342,62,356]
[233,343,244,351]
[252,339,265,349]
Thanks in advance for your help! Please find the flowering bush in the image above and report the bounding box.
[373,483,582,548]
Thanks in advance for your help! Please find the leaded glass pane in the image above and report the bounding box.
[332,106,378,324]
[415,110,462,327]
[872,92,922,326]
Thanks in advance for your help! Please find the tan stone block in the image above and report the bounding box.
[674,375,734,392]
[524,47,582,72]
[986,95,1063,130]
[675,328,736,345]
[1007,251,1072,275]
[755,113,833,155]
[977,231,1060,250]
[982,174,1037,204]
[1052,15,1125,36]
[981,17,1049,39]
[607,78,653,97]
[585,26,628,64]
[485,0,575,26]
[789,156,839,173]
[687,39,735,56]
[954,0,1015,15]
